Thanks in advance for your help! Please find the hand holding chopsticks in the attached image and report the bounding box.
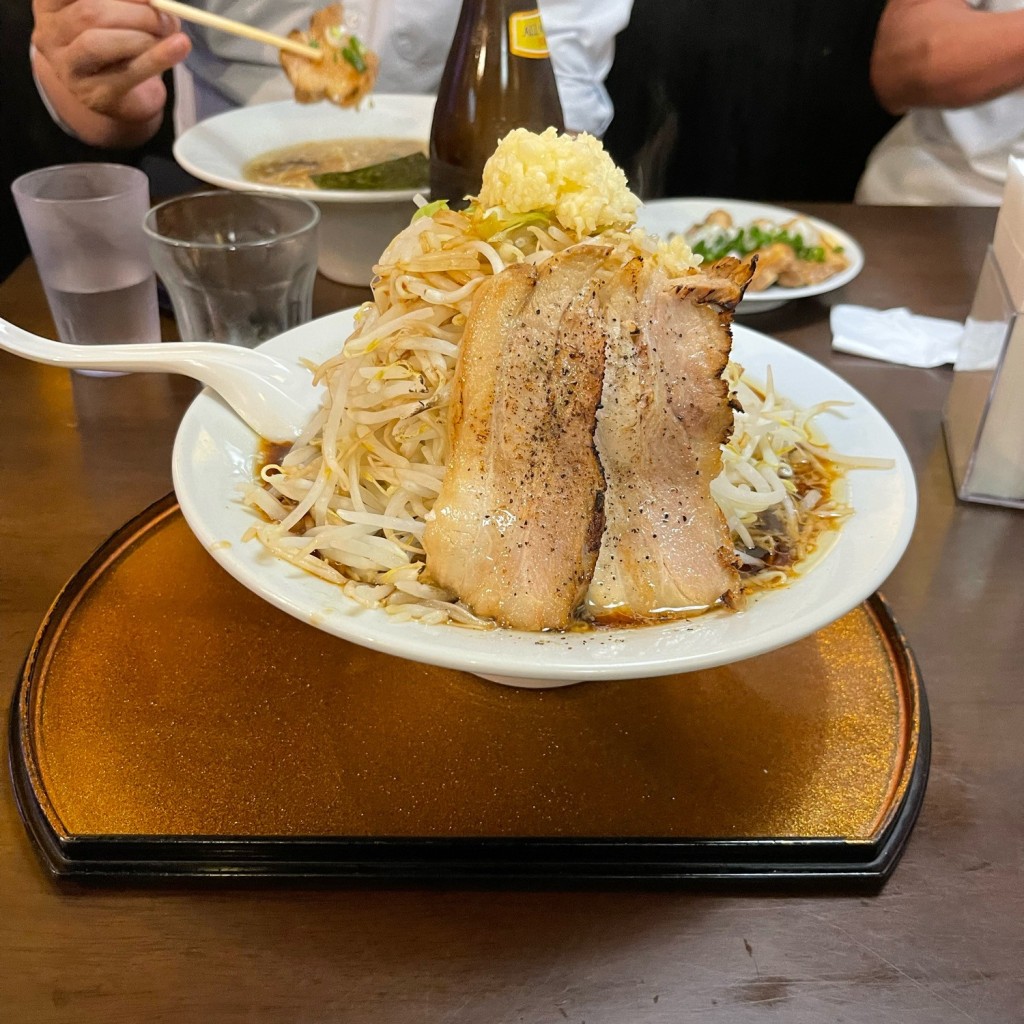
[150,0,324,61]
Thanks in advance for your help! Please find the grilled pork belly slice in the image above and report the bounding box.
[423,246,611,630]
[585,257,752,623]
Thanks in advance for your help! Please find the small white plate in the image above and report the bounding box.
[172,311,915,689]
[636,198,865,313]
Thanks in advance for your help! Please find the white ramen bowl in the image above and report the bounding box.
[174,95,434,286]
[172,311,918,690]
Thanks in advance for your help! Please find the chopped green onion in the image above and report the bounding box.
[691,225,829,263]
[341,35,368,73]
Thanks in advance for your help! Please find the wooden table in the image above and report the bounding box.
[1,206,1022,1023]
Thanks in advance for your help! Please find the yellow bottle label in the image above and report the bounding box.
[508,10,550,58]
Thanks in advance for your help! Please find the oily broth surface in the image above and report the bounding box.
[243,137,426,189]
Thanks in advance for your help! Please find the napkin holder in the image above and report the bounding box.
[942,195,1024,508]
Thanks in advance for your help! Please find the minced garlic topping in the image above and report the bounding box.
[476,127,639,238]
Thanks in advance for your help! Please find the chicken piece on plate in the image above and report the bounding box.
[585,257,752,624]
[776,244,850,287]
[746,242,794,291]
[423,246,612,631]
[776,253,838,287]
[280,3,379,107]
[703,209,734,229]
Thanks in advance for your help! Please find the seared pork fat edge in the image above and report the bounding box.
[244,128,891,631]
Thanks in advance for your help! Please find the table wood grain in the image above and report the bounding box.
[1,206,1022,1024]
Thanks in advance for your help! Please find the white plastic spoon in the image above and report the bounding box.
[0,317,320,441]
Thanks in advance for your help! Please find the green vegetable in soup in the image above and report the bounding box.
[311,152,429,190]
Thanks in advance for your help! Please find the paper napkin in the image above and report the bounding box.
[830,304,964,368]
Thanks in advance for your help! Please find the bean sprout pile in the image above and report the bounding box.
[243,203,641,625]
[243,201,890,626]
[714,366,893,590]
[243,123,892,626]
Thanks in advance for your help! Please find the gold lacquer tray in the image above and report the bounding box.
[9,495,929,883]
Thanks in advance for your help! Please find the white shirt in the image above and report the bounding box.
[856,0,1024,205]
[175,1,632,138]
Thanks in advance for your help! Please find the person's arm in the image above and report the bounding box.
[871,0,1024,113]
[31,0,191,148]
[541,0,633,136]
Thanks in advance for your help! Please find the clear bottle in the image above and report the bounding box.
[429,1,566,206]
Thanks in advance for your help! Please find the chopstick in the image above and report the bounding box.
[151,0,324,61]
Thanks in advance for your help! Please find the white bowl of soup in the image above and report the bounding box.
[174,95,434,286]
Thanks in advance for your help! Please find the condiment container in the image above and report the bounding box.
[943,157,1024,508]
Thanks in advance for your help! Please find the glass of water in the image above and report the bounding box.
[11,163,161,375]
[143,191,320,348]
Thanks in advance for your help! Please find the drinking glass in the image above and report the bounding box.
[144,191,320,348]
[11,163,161,375]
